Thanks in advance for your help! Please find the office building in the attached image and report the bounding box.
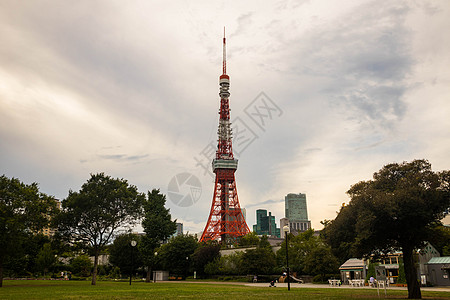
[253,209,281,238]
[175,223,183,236]
[282,193,311,237]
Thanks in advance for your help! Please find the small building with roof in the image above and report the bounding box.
[426,257,450,286]
[339,258,367,284]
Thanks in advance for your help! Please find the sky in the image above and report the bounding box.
[1,1,449,235]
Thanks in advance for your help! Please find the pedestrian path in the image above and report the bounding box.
[245,282,450,292]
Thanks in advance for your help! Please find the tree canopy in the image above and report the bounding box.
[241,244,276,275]
[277,229,339,281]
[140,189,177,281]
[156,234,198,277]
[191,241,221,277]
[35,243,57,277]
[238,232,260,247]
[55,173,145,285]
[109,233,143,276]
[322,160,450,299]
[0,175,57,287]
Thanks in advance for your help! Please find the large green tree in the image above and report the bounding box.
[241,247,276,275]
[70,255,92,277]
[0,175,57,287]
[109,233,143,276]
[277,229,339,279]
[157,234,198,277]
[55,173,145,285]
[3,233,51,278]
[140,189,176,282]
[238,232,260,247]
[35,243,57,277]
[191,241,221,278]
[239,235,276,275]
[322,160,450,299]
[204,252,244,276]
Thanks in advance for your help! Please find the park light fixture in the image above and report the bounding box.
[283,225,290,291]
[130,240,137,285]
[153,251,158,283]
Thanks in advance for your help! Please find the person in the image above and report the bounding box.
[269,280,276,287]
[253,275,257,283]
[369,276,375,287]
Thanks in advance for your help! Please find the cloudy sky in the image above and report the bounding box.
[1,1,449,234]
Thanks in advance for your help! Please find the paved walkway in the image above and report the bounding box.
[245,282,450,293]
[167,280,450,293]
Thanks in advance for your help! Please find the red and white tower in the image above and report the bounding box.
[200,29,250,244]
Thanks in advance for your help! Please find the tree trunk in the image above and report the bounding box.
[146,265,151,283]
[402,245,421,299]
[0,258,3,287]
[91,251,99,286]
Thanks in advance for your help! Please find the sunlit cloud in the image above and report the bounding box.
[1,1,449,233]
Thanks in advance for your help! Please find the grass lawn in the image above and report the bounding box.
[0,280,449,300]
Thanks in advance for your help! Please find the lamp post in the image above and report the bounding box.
[130,240,137,285]
[153,251,158,283]
[283,225,290,291]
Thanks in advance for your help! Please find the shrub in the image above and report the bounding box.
[70,255,92,277]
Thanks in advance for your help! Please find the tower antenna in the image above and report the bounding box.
[222,27,226,75]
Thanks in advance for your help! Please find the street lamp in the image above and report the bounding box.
[130,240,137,285]
[153,252,158,283]
[283,225,290,291]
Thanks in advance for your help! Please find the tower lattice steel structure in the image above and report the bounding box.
[200,29,250,243]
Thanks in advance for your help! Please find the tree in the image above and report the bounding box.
[157,234,198,277]
[426,223,450,256]
[191,241,221,277]
[322,160,450,299]
[109,233,143,276]
[258,235,272,250]
[55,173,145,285]
[238,232,259,247]
[237,234,276,275]
[140,189,177,282]
[365,262,377,284]
[36,243,57,277]
[0,175,57,287]
[302,245,339,282]
[241,247,276,275]
[397,258,406,284]
[204,252,244,276]
[4,233,51,278]
[276,229,339,279]
[71,255,92,277]
[321,214,356,264]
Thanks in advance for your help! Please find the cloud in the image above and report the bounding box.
[97,153,149,162]
[246,198,284,208]
[1,0,449,232]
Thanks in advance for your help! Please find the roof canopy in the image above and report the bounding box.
[427,257,450,264]
[339,258,365,270]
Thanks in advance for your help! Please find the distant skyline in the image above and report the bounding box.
[1,1,449,234]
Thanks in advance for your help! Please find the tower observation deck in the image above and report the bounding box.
[200,29,250,244]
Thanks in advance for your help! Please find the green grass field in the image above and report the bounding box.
[0,280,449,300]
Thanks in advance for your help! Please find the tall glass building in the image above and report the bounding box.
[284,193,311,236]
[252,209,280,238]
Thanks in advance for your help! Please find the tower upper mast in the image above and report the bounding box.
[217,27,232,160]
[222,27,226,75]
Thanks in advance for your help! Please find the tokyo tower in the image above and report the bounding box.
[200,29,250,244]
